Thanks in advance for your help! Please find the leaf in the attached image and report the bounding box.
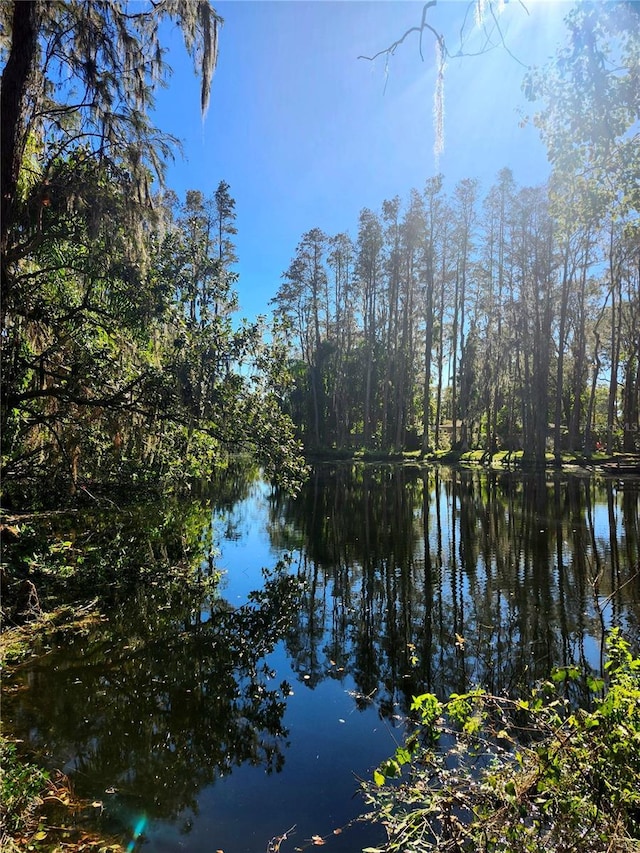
[311,835,326,845]
[395,746,412,765]
[373,769,386,786]
[380,758,401,778]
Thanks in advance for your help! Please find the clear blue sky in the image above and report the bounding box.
[152,0,573,321]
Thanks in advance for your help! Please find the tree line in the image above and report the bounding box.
[271,2,639,460]
[1,1,638,502]
[271,172,638,457]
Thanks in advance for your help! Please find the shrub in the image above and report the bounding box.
[362,629,640,852]
[0,738,49,838]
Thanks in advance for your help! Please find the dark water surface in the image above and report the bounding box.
[3,464,639,852]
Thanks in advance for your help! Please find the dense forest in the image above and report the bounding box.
[271,169,639,457]
[271,2,640,458]
[1,3,639,851]
[1,1,639,506]
[0,0,303,505]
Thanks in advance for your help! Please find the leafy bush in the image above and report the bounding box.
[362,629,640,852]
[0,738,49,837]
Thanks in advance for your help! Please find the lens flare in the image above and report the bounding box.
[126,815,147,852]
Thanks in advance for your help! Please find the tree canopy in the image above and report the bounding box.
[0,0,220,267]
[272,1,639,460]
[525,0,640,223]
[0,1,305,503]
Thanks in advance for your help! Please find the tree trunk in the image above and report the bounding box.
[584,331,602,452]
[622,349,639,451]
[1,1,39,267]
[422,264,434,453]
[554,249,571,456]
[607,248,621,453]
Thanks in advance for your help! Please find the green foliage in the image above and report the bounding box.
[525,1,640,221]
[363,629,640,852]
[411,691,443,728]
[1,172,306,501]
[1,0,221,255]
[1,2,307,504]
[0,738,49,837]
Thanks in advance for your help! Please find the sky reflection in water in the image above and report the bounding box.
[3,465,639,852]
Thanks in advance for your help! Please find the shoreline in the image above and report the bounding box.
[307,449,640,476]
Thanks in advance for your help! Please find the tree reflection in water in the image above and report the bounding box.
[2,463,638,849]
[271,465,640,716]
[3,491,302,837]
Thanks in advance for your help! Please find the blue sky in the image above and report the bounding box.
[152,1,573,321]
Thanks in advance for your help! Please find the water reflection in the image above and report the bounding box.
[270,465,640,711]
[3,557,301,838]
[2,464,638,850]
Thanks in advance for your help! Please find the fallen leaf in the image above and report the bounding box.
[311,836,326,845]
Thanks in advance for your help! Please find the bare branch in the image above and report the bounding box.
[487,1,529,68]
[358,1,437,63]
[358,0,529,66]
[357,1,530,159]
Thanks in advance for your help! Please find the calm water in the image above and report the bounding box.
[3,464,639,852]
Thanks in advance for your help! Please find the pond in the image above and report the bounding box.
[3,463,639,852]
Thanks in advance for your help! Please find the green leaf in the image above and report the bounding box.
[379,758,401,779]
[395,747,412,765]
[373,769,385,787]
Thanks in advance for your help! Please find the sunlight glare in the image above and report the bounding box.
[126,815,148,852]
